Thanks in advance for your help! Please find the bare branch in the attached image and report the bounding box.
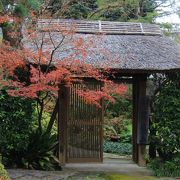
[46,34,65,73]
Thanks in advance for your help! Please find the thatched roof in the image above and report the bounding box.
[24,19,180,73]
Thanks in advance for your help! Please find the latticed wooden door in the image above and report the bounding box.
[66,81,104,163]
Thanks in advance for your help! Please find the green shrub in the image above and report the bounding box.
[0,163,10,180]
[105,87,132,119]
[0,90,59,170]
[104,141,132,155]
[0,90,34,166]
[150,73,180,160]
[104,86,132,143]
[21,130,60,170]
[104,117,132,143]
[5,130,60,170]
[148,154,180,177]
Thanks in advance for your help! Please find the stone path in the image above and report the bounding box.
[8,169,104,180]
[7,156,178,180]
[65,159,153,176]
[8,169,178,180]
[8,159,152,180]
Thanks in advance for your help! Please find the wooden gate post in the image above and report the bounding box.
[58,83,70,165]
[133,74,149,166]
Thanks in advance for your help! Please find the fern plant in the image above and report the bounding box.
[21,130,60,170]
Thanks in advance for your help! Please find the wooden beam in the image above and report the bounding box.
[58,83,70,165]
[133,74,148,166]
[132,76,138,163]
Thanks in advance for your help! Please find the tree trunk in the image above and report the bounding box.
[139,0,144,17]
[46,99,59,133]
[37,101,44,134]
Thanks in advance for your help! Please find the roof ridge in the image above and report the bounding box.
[37,19,163,36]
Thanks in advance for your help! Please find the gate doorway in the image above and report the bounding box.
[58,74,149,166]
[103,84,132,160]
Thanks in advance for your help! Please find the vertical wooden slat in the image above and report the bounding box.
[91,83,93,158]
[100,82,104,162]
[65,80,103,163]
[95,84,97,158]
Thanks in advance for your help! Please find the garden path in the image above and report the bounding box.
[7,155,177,180]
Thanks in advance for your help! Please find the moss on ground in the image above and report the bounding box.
[102,174,157,180]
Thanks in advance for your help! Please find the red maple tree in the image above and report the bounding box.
[0,15,127,133]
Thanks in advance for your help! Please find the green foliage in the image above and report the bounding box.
[32,110,57,135]
[148,154,180,177]
[104,117,132,143]
[0,90,59,170]
[106,94,132,119]
[66,0,98,19]
[0,90,34,164]
[160,23,173,37]
[160,23,180,43]
[45,0,161,23]
[20,131,59,170]
[0,163,10,180]
[27,0,42,11]
[14,3,28,17]
[4,130,59,170]
[0,0,41,16]
[119,119,132,143]
[150,74,180,160]
[90,0,159,23]
[92,0,139,21]
[50,0,98,19]
[104,86,132,143]
[129,12,158,23]
[104,141,132,155]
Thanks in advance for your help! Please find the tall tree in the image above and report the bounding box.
[88,0,176,23]
[44,0,98,18]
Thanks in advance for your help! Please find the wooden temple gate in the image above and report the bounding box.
[58,74,150,166]
[33,19,180,167]
[28,18,180,167]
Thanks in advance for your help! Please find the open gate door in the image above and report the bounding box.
[58,81,104,164]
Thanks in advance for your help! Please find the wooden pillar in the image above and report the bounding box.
[58,83,70,165]
[133,74,148,167]
[132,77,138,164]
